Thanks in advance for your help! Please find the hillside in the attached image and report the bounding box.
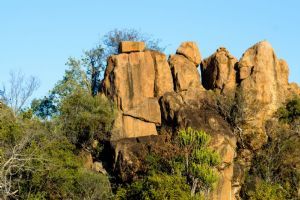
[1,40,300,200]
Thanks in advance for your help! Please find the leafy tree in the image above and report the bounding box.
[176,127,220,197]
[59,89,115,147]
[0,103,113,199]
[243,99,300,199]
[31,28,164,119]
[115,128,220,200]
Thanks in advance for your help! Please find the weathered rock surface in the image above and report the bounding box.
[100,40,299,200]
[201,47,238,95]
[160,88,237,200]
[237,41,289,150]
[102,48,173,140]
[169,54,202,91]
[123,98,161,125]
[151,51,174,97]
[176,41,201,65]
[119,41,145,53]
[110,135,177,182]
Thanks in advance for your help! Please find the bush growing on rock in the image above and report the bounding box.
[114,128,220,199]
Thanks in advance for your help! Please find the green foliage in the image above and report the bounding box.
[32,29,164,119]
[247,180,287,200]
[116,128,220,199]
[177,127,220,194]
[59,89,115,146]
[115,173,193,200]
[0,104,113,199]
[243,99,300,199]
[0,105,22,146]
[278,97,300,122]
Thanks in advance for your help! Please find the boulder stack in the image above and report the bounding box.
[201,47,238,95]
[169,42,203,91]
[102,41,173,140]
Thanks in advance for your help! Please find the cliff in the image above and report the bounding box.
[101,41,300,199]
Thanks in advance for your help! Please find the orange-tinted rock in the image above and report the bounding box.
[102,48,173,140]
[176,41,201,65]
[201,47,238,95]
[169,54,202,91]
[237,41,289,150]
[119,41,145,53]
[123,98,161,125]
[150,51,174,97]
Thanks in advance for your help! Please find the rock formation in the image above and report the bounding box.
[102,43,173,140]
[201,47,238,96]
[169,42,202,91]
[100,40,300,200]
[160,87,237,199]
[236,41,289,150]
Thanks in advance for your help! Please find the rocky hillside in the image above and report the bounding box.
[100,40,300,199]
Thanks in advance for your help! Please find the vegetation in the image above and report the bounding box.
[31,28,164,119]
[1,28,299,200]
[0,103,113,199]
[242,98,300,200]
[115,128,220,199]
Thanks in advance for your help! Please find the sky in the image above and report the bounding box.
[0,0,299,100]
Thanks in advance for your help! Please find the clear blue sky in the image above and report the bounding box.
[1,0,299,99]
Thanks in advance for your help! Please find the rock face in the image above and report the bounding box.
[176,41,201,65]
[110,135,177,182]
[237,41,289,150]
[160,88,237,200]
[169,42,202,92]
[101,40,299,200]
[102,48,173,140]
[201,47,238,95]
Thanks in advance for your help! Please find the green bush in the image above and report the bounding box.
[115,173,193,200]
[0,104,113,199]
[59,89,115,146]
[176,127,220,195]
[247,180,287,200]
[278,97,300,122]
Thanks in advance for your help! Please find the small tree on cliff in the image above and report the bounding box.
[177,127,220,197]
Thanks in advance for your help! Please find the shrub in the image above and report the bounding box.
[278,97,300,123]
[115,173,193,200]
[247,180,287,200]
[176,127,220,196]
[59,89,115,147]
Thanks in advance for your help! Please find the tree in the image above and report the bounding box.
[31,28,164,119]
[59,89,115,147]
[0,104,113,199]
[176,128,220,197]
[1,71,40,115]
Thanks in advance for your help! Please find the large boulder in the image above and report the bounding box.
[102,48,173,140]
[169,42,202,92]
[236,41,289,150]
[176,41,201,65]
[201,47,238,96]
